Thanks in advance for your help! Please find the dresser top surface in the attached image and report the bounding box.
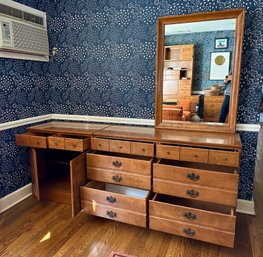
[27,122,110,135]
[27,122,241,149]
[93,125,241,149]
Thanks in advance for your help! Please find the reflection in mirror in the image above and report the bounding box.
[162,19,236,123]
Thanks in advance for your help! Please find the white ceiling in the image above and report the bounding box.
[165,19,236,35]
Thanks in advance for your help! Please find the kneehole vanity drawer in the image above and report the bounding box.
[156,144,179,160]
[81,182,149,227]
[149,194,235,247]
[91,138,109,151]
[16,133,47,148]
[48,134,90,152]
[80,181,150,213]
[131,142,154,157]
[180,147,208,163]
[153,159,239,191]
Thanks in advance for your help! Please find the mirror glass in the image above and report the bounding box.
[155,10,245,133]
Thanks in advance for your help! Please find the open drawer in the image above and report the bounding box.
[86,152,153,190]
[80,181,150,227]
[48,134,90,152]
[149,193,236,247]
[16,132,48,148]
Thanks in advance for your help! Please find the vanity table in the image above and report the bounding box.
[16,121,241,247]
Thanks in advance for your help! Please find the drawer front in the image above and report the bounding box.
[48,136,65,150]
[179,80,191,85]
[80,183,148,213]
[153,179,237,206]
[209,150,240,167]
[16,134,30,147]
[91,138,109,151]
[153,163,239,191]
[87,153,152,176]
[109,140,131,154]
[149,198,235,232]
[180,147,208,163]
[131,142,154,157]
[29,135,47,148]
[156,145,180,160]
[87,167,151,190]
[81,201,147,227]
[149,216,235,247]
[179,90,191,96]
[65,138,89,152]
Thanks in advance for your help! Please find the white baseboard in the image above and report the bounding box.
[237,198,256,215]
[0,183,32,214]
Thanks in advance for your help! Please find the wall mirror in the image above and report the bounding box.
[155,9,245,133]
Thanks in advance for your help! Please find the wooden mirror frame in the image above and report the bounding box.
[155,9,245,133]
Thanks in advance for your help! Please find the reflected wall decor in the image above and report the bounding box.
[210,52,230,80]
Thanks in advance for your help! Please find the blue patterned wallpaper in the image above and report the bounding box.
[1,0,262,200]
[165,30,235,91]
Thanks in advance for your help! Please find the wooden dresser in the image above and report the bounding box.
[16,121,241,247]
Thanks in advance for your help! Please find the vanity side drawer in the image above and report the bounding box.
[156,145,180,160]
[209,150,240,167]
[180,147,208,163]
[81,201,147,227]
[153,162,239,190]
[86,153,152,176]
[87,167,151,190]
[149,216,235,247]
[91,138,109,151]
[48,136,65,150]
[153,179,237,206]
[109,140,131,154]
[16,133,30,147]
[149,195,236,232]
[131,142,154,157]
[80,181,149,213]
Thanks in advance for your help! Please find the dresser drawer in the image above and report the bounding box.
[48,134,90,152]
[91,138,109,151]
[153,159,239,191]
[86,153,152,176]
[180,147,208,163]
[81,201,147,227]
[80,181,150,213]
[16,133,47,148]
[131,142,154,157]
[209,150,240,167]
[149,194,235,247]
[150,194,236,232]
[153,179,237,206]
[156,144,180,160]
[87,167,151,190]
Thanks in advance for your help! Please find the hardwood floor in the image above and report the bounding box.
[1,126,262,257]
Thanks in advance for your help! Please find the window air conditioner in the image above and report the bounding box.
[0,0,49,62]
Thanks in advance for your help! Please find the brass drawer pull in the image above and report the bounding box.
[112,161,122,168]
[186,189,199,198]
[193,154,198,158]
[183,228,196,236]
[106,211,117,218]
[186,173,200,181]
[183,212,197,220]
[106,196,117,203]
[112,175,122,182]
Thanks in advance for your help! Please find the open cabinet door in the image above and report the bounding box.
[30,148,41,200]
[70,152,87,217]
